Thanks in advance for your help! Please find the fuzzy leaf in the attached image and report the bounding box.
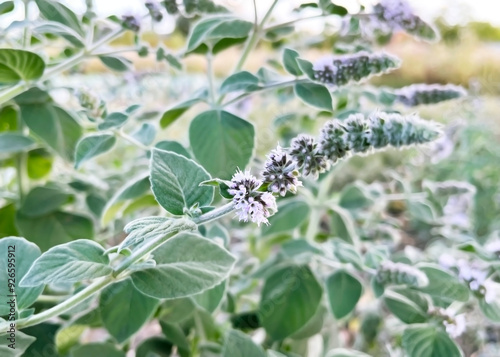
[189,110,254,179]
[74,134,116,169]
[0,49,45,84]
[0,237,44,315]
[130,233,236,299]
[294,82,333,111]
[20,239,111,286]
[0,133,35,154]
[326,270,363,319]
[150,149,214,215]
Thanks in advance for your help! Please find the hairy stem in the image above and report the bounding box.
[206,50,216,106]
[192,202,234,225]
[233,0,279,73]
[7,276,115,330]
[223,78,309,107]
[0,26,126,105]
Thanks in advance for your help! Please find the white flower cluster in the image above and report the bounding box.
[429,307,466,338]
[376,260,429,287]
[228,170,277,226]
[439,254,497,304]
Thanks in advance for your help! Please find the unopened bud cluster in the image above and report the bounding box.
[162,0,179,14]
[313,52,400,86]
[375,261,429,287]
[428,307,466,338]
[228,112,440,225]
[395,84,467,106]
[146,1,164,22]
[373,0,437,40]
[261,146,302,196]
[289,135,329,179]
[121,15,141,32]
[76,88,105,118]
[319,112,442,163]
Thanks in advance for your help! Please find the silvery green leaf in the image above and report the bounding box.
[150,149,214,215]
[130,233,236,299]
[20,239,112,286]
[0,237,44,315]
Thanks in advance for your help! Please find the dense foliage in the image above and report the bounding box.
[0,0,499,356]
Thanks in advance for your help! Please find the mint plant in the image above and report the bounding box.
[0,0,497,356]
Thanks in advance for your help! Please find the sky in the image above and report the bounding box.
[2,0,500,31]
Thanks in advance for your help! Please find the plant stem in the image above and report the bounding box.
[206,50,216,106]
[0,26,125,105]
[233,0,279,73]
[222,78,308,107]
[8,276,115,330]
[192,202,234,225]
[116,130,150,150]
[306,205,322,243]
[264,14,325,32]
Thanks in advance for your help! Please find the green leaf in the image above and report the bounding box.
[136,337,172,357]
[417,264,469,303]
[0,237,44,315]
[220,71,260,94]
[0,132,35,154]
[402,324,463,357]
[283,48,303,76]
[294,82,333,111]
[99,56,132,72]
[150,149,214,215]
[0,105,18,132]
[339,183,373,210]
[74,134,116,169]
[222,330,266,357]
[159,321,190,357]
[70,342,126,357]
[383,288,428,324]
[98,112,129,130]
[35,0,84,36]
[193,280,226,313]
[329,205,359,244]
[130,233,236,299]
[331,239,363,270]
[0,49,45,84]
[100,279,159,343]
[0,1,14,15]
[326,270,363,319]
[16,89,82,161]
[0,330,36,357]
[325,349,371,357]
[189,110,255,179]
[27,148,53,179]
[131,123,156,146]
[160,97,204,129]
[35,22,85,47]
[0,237,43,316]
[155,140,191,158]
[0,204,19,237]
[296,58,315,80]
[259,265,323,340]
[319,0,349,16]
[479,298,500,322]
[262,200,310,236]
[101,174,150,225]
[16,211,93,251]
[290,305,327,340]
[187,16,253,53]
[19,186,71,217]
[20,239,111,286]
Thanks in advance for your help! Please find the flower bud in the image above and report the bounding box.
[262,146,302,196]
[121,15,141,32]
[289,134,329,179]
[395,84,467,106]
[375,261,428,287]
[162,0,179,14]
[146,1,164,22]
[313,52,400,87]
